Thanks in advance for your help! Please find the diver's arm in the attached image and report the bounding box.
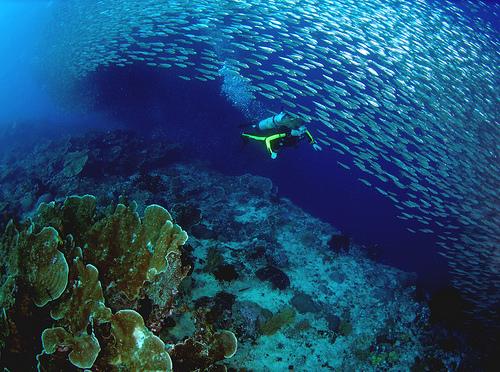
[305,130,322,151]
[305,130,316,144]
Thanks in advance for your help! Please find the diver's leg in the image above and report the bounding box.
[265,133,286,159]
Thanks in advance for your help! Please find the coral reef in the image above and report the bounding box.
[0,129,470,370]
[0,192,236,371]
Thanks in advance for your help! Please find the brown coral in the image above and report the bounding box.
[1,195,196,371]
[19,226,69,307]
[41,257,112,369]
[109,309,173,371]
[84,202,188,304]
[41,326,101,369]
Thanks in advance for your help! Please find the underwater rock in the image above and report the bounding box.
[325,313,341,332]
[191,223,218,239]
[204,247,224,273]
[290,293,321,314]
[329,270,347,284]
[339,319,353,337]
[256,265,290,290]
[265,246,289,268]
[195,291,236,330]
[134,170,165,194]
[328,234,350,253]
[259,307,296,336]
[171,203,202,231]
[232,301,268,340]
[213,264,239,282]
[169,330,238,370]
[246,244,266,260]
[62,151,88,177]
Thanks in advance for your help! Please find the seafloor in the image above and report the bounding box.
[0,128,465,371]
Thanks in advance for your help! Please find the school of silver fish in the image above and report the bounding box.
[41,0,499,328]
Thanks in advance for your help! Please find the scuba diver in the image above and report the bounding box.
[241,111,322,159]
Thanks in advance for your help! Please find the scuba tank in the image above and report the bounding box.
[258,112,287,130]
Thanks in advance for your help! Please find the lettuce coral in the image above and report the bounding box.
[22,226,69,307]
[36,195,189,306]
[0,221,69,309]
[110,309,173,371]
[213,330,238,359]
[0,194,237,370]
[41,326,100,369]
[84,202,188,304]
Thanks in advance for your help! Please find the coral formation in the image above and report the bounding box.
[84,202,187,304]
[109,309,172,371]
[169,329,238,370]
[41,326,100,369]
[24,227,69,308]
[0,221,69,310]
[0,194,235,371]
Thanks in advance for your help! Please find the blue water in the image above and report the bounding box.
[0,0,497,367]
